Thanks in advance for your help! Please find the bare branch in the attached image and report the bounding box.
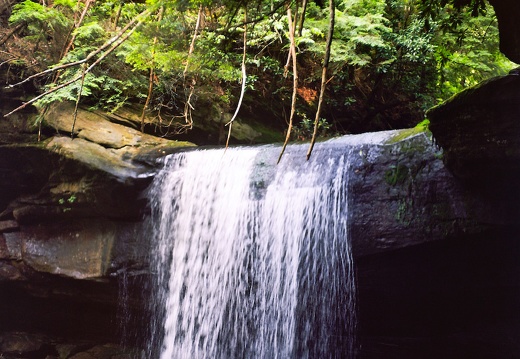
[307,0,335,160]
[278,6,298,163]
[283,2,298,78]
[182,80,196,129]
[61,0,95,60]
[4,13,147,117]
[71,64,87,138]
[184,4,203,78]
[226,0,289,31]
[298,0,308,36]
[4,75,81,117]
[0,21,26,47]
[5,9,150,90]
[226,8,248,149]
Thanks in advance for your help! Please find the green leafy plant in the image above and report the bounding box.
[4,0,514,139]
[58,194,77,213]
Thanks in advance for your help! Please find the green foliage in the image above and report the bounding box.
[6,0,516,138]
[415,119,430,132]
[8,0,74,66]
[58,194,77,205]
[385,163,409,186]
[292,112,336,141]
[9,0,72,52]
[58,193,77,212]
[431,6,515,99]
[301,0,393,68]
[10,1,71,28]
[72,22,107,46]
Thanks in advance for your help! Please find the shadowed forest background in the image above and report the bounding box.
[0,0,515,145]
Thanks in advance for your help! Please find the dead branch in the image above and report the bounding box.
[226,0,289,31]
[182,79,196,129]
[298,0,307,36]
[0,21,26,47]
[283,2,298,78]
[184,4,203,78]
[225,9,247,149]
[60,0,95,60]
[5,8,150,90]
[179,5,204,129]
[4,14,147,117]
[113,3,123,30]
[306,0,334,160]
[71,63,87,138]
[277,6,298,163]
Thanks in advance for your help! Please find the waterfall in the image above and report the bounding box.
[146,141,358,358]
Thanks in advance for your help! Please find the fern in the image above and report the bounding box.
[54,0,76,9]
[10,1,71,30]
[72,21,107,46]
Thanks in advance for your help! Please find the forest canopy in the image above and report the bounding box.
[0,0,515,144]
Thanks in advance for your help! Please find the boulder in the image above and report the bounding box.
[489,0,520,63]
[0,128,489,279]
[347,130,481,256]
[0,218,147,283]
[0,332,138,359]
[427,73,520,224]
[0,102,196,224]
[43,102,196,182]
[0,332,48,357]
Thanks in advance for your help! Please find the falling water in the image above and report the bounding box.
[146,141,358,358]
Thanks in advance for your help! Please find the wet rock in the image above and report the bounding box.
[0,220,18,232]
[0,234,8,258]
[56,343,92,359]
[0,332,49,356]
[2,232,22,260]
[0,261,25,281]
[0,102,195,226]
[13,222,114,280]
[343,131,484,256]
[0,128,495,274]
[69,343,133,359]
[0,332,137,359]
[0,219,146,281]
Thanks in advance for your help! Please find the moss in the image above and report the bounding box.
[395,199,411,225]
[162,140,197,148]
[385,164,409,186]
[384,119,432,145]
[248,121,285,144]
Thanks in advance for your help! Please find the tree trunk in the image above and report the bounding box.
[298,0,308,36]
